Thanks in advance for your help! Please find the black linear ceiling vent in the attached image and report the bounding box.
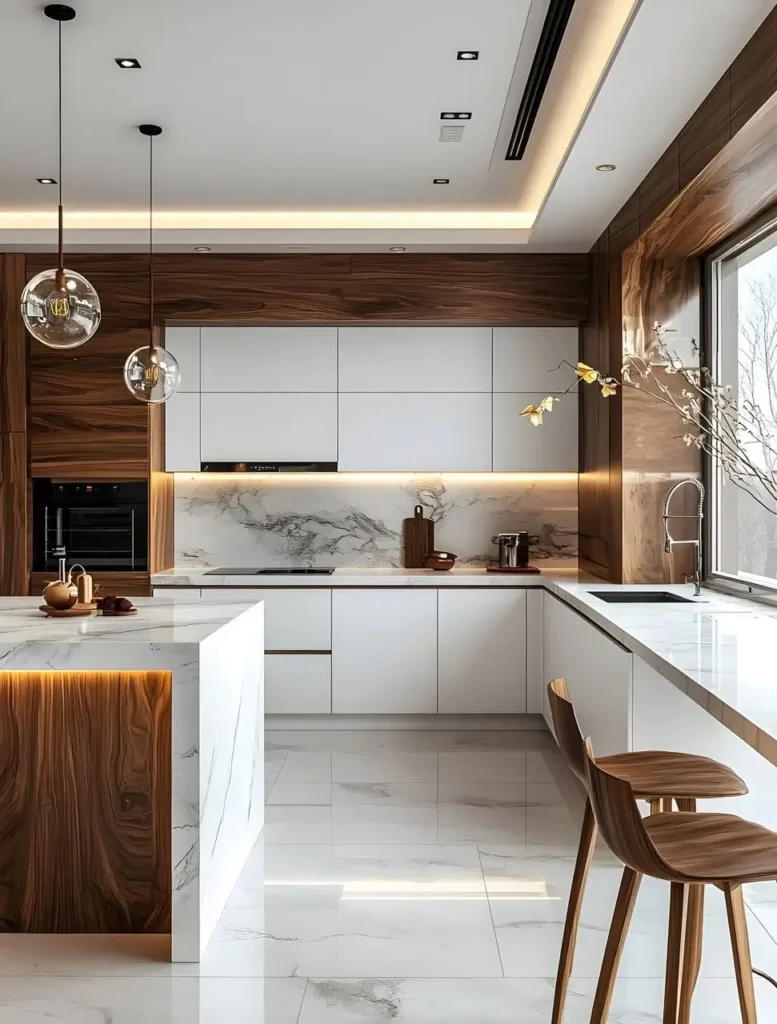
[505,0,577,160]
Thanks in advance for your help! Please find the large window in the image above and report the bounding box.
[709,218,777,590]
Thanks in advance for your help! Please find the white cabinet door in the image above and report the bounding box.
[542,592,632,756]
[265,655,331,714]
[164,327,201,392]
[165,392,201,471]
[338,393,492,471]
[199,588,331,650]
[438,590,527,713]
[493,392,578,472]
[332,590,438,713]
[200,327,337,392]
[526,590,544,714]
[201,393,338,462]
[338,327,492,392]
[493,327,578,392]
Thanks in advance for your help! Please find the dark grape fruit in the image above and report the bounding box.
[115,597,133,612]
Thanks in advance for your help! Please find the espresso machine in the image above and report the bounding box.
[491,531,531,569]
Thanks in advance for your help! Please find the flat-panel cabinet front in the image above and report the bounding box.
[331,590,438,713]
[165,392,201,471]
[199,588,331,650]
[164,327,201,391]
[338,327,492,392]
[200,327,337,392]
[265,655,331,714]
[200,393,338,463]
[438,590,527,713]
[338,393,492,471]
[493,392,578,472]
[492,327,578,391]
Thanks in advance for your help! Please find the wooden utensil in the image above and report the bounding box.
[402,505,434,568]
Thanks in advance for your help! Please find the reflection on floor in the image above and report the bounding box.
[2,729,777,1021]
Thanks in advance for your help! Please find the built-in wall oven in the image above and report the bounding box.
[32,480,148,573]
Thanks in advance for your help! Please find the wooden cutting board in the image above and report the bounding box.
[402,505,434,568]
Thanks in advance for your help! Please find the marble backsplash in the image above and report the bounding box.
[173,474,578,568]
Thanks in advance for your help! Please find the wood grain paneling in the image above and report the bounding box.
[30,401,148,480]
[639,141,680,234]
[0,433,28,595]
[0,255,27,433]
[29,572,151,598]
[148,404,173,574]
[679,74,731,190]
[731,5,777,134]
[25,253,590,327]
[608,194,640,255]
[0,669,170,933]
[29,328,147,403]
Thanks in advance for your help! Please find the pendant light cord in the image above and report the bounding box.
[57,18,64,282]
[149,132,155,353]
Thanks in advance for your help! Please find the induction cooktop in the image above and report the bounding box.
[203,567,335,575]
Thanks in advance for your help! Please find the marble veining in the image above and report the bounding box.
[173,474,577,568]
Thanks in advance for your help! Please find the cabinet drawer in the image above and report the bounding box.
[199,588,331,650]
[265,655,331,714]
[152,587,203,602]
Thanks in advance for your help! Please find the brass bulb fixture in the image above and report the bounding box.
[21,5,101,348]
[123,125,180,404]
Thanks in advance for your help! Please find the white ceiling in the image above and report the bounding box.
[0,0,774,251]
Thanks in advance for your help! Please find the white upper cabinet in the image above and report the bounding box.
[164,327,201,392]
[492,327,578,392]
[200,327,337,392]
[493,392,578,472]
[201,393,338,462]
[165,392,201,471]
[338,393,492,471]
[338,327,492,392]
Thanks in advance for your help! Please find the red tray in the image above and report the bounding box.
[485,566,541,574]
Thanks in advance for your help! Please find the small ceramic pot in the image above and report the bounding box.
[424,550,457,571]
[42,578,79,610]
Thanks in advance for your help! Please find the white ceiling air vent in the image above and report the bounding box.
[439,124,465,142]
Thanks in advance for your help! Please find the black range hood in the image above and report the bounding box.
[200,462,337,473]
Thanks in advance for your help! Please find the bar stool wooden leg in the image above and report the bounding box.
[664,882,689,1023]
[674,798,702,1023]
[724,883,758,1023]
[590,866,642,1024]
[551,800,597,1024]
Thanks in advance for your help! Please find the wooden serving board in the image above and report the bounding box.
[39,604,97,618]
[402,505,434,568]
[101,609,138,617]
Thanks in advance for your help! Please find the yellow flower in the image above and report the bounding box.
[576,362,599,384]
[600,379,618,398]
[520,403,544,426]
[538,396,556,413]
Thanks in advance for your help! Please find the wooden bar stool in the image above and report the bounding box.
[583,736,777,1023]
[547,679,748,1024]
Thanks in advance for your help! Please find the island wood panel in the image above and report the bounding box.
[29,572,151,598]
[30,400,149,480]
[24,253,590,326]
[149,403,174,574]
[0,669,171,933]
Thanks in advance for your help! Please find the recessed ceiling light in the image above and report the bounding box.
[433,178,450,184]
[36,177,57,184]
[457,51,479,60]
[194,246,211,252]
[596,163,616,172]
[389,246,406,253]
[441,111,472,120]
[115,57,141,68]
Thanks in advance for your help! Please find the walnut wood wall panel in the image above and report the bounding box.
[25,253,590,327]
[579,5,777,582]
[148,404,174,574]
[0,434,28,595]
[0,255,27,433]
[30,400,149,480]
[0,669,171,933]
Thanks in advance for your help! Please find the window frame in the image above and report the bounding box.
[704,205,777,597]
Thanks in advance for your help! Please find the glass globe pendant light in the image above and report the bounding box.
[123,125,181,404]
[20,5,100,349]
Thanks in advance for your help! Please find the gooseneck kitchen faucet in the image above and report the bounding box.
[662,477,705,596]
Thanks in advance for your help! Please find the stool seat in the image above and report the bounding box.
[646,811,777,884]
[599,750,748,799]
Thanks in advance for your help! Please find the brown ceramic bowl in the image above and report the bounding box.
[424,550,457,571]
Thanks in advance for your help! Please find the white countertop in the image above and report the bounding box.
[152,566,583,587]
[546,580,777,769]
[0,594,260,648]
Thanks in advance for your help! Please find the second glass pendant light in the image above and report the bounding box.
[124,124,180,405]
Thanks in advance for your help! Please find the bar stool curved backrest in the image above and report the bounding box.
[547,678,587,783]
[582,737,677,881]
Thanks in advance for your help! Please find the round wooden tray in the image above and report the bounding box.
[101,608,138,616]
[39,604,97,618]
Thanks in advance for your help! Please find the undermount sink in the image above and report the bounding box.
[591,591,698,604]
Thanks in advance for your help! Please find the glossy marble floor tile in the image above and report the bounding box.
[3,728,777,1023]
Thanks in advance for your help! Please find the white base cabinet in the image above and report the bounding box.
[542,592,632,756]
[332,589,438,713]
[265,655,331,714]
[437,590,527,713]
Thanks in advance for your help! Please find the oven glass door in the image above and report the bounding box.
[45,505,138,570]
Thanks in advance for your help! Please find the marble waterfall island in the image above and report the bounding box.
[0,595,264,962]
